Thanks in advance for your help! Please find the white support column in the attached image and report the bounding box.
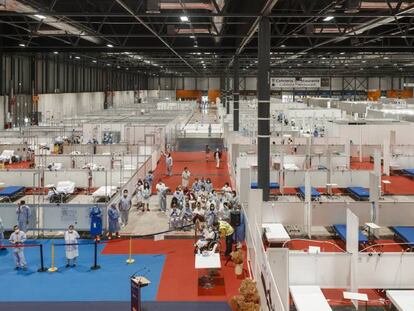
[359,126,363,162]
[383,135,391,176]
[239,167,251,206]
[346,209,360,310]
[304,171,312,238]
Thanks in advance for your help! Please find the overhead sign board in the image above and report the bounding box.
[271,77,321,89]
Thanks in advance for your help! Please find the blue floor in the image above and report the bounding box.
[0,239,165,302]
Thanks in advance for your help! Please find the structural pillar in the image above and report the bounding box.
[233,56,239,131]
[220,74,225,108]
[226,72,230,115]
[257,17,271,201]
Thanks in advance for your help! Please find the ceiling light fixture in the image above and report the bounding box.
[107,44,114,48]
[75,56,80,59]
[323,16,334,21]
[34,14,46,20]
[53,51,59,54]
[180,16,189,22]
[19,43,25,47]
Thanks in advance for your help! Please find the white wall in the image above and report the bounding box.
[113,91,134,107]
[38,92,105,122]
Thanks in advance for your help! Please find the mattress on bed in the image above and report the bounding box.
[403,169,414,176]
[93,186,117,197]
[0,186,25,196]
[392,226,414,246]
[251,182,280,189]
[333,224,368,243]
[298,186,320,197]
[56,181,76,194]
[347,187,370,198]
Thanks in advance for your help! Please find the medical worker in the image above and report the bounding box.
[89,204,103,241]
[165,152,173,176]
[156,179,168,212]
[181,167,191,189]
[217,220,234,257]
[214,148,222,168]
[9,225,27,270]
[119,189,131,226]
[64,225,80,267]
[16,200,31,233]
[107,203,120,239]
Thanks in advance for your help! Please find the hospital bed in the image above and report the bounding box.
[262,223,290,246]
[392,226,414,248]
[250,182,279,189]
[82,163,105,171]
[298,186,320,201]
[92,186,118,202]
[290,286,332,311]
[0,186,25,202]
[387,290,414,311]
[284,163,300,171]
[333,224,369,245]
[0,150,20,163]
[47,162,63,171]
[47,181,76,203]
[402,169,414,178]
[347,187,370,201]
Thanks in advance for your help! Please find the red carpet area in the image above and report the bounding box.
[102,239,246,302]
[151,152,231,192]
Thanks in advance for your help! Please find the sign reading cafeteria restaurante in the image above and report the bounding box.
[270,77,321,89]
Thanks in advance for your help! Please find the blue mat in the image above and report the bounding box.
[0,240,165,302]
[347,187,370,199]
[403,169,414,176]
[0,186,25,197]
[333,224,368,243]
[250,182,279,189]
[298,186,320,198]
[392,226,414,247]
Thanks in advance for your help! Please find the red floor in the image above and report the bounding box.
[152,152,231,192]
[381,175,414,195]
[102,239,246,302]
[3,160,32,169]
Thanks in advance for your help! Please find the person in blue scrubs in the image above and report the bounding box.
[16,200,31,233]
[90,204,103,241]
[107,203,120,239]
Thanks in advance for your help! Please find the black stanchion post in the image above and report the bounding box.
[38,244,48,272]
[90,241,101,270]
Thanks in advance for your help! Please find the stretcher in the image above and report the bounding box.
[250,182,279,189]
[333,224,369,244]
[92,186,118,202]
[47,181,76,203]
[347,187,370,200]
[392,226,414,247]
[298,186,320,200]
[0,186,25,201]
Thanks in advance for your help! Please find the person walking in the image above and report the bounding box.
[214,148,222,169]
[181,167,191,189]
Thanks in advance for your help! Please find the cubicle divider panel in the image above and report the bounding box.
[0,204,38,230]
[289,253,351,288]
[0,170,39,187]
[378,202,414,226]
[41,204,106,231]
[62,144,94,154]
[357,253,414,289]
[262,202,305,225]
[330,170,370,187]
[44,170,89,188]
[243,202,287,310]
[312,202,371,226]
